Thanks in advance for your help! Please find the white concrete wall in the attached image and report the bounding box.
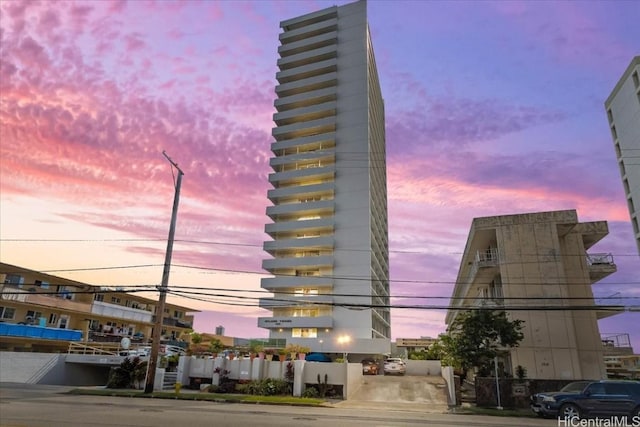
[405,360,442,376]
[0,352,60,383]
[441,366,456,406]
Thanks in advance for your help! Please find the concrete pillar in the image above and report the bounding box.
[292,360,305,397]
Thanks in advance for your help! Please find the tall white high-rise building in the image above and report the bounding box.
[605,56,640,254]
[258,0,390,356]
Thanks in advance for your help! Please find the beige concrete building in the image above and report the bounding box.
[259,1,390,356]
[605,56,640,254]
[446,210,618,380]
[0,262,196,352]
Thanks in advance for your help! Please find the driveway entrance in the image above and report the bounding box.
[334,375,449,413]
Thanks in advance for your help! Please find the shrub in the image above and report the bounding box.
[302,387,319,398]
[245,378,291,396]
[107,357,147,389]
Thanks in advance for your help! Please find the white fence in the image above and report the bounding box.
[177,355,361,398]
[177,356,455,404]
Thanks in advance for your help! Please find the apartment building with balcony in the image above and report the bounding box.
[0,262,196,352]
[605,56,640,255]
[259,1,390,356]
[446,210,618,380]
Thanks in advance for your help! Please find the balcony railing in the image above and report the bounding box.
[587,253,614,266]
[587,253,616,282]
[465,248,500,284]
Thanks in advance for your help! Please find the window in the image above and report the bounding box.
[0,306,16,319]
[94,293,104,302]
[34,280,50,289]
[294,288,318,296]
[292,309,319,317]
[633,70,639,88]
[296,269,320,276]
[58,315,69,329]
[111,296,121,304]
[125,300,132,307]
[57,286,73,300]
[292,328,317,338]
[26,310,42,322]
[611,125,618,140]
[49,313,58,324]
[4,274,23,285]
[607,109,613,124]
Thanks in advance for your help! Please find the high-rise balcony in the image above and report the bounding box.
[273,101,337,126]
[265,217,334,236]
[277,45,337,71]
[271,132,336,153]
[264,235,334,255]
[278,31,337,58]
[272,117,336,142]
[276,58,337,85]
[267,182,334,204]
[279,17,338,44]
[258,294,334,309]
[262,255,333,272]
[587,253,616,282]
[261,275,333,290]
[266,199,334,220]
[257,315,333,329]
[270,149,335,169]
[276,73,338,99]
[268,164,335,187]
[275,87,336,112]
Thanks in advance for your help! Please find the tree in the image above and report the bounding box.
[441,310,524,380]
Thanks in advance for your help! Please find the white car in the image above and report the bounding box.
[384,358,406,375]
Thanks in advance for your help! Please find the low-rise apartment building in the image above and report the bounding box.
[446,210,618,380]
[0,262,196,352]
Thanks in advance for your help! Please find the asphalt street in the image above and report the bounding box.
[0,383,557,427]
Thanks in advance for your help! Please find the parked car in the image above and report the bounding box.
[383,358,406,375]
[362,358,379,375]
[530,380,640,419]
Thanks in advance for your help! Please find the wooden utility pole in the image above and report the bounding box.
[144,151,184,394]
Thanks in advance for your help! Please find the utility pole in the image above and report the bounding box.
[144,151,184,394]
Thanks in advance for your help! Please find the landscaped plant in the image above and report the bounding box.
[285,361,295,382]
[316,373,329,398]
[245,378,290,396]
[515,365,527,381]
[212,367,234,393]
[302,387,319,398]
[208,338,224,355]
[107,357,147,389]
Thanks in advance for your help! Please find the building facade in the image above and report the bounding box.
[605,56,640,254]
[446,210,618,380]
[0,263,196,352]
[259,1,390,355]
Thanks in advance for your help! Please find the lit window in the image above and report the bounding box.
[292,328,317,338]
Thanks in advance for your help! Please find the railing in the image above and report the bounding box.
[465,248,500,284]
[587,253,614,266]
[67,342,121,355]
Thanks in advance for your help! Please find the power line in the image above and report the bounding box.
[2,284,637,301]
[1,238,637,257]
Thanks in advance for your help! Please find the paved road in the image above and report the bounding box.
[337,375,449,413]
[0,383,556,427]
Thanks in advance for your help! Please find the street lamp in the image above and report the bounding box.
[337,335,351,362]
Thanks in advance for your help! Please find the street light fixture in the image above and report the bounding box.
[337,335,351,362]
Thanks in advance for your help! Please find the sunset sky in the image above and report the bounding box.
[1,0,638,349]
